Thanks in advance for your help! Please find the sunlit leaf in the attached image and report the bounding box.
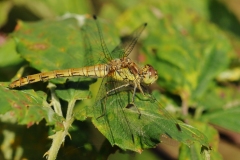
[201,107,240,133]
[0,82,63,126]
[0,38,23,67]
[91,88,209,152]
[0,1,12,27]
[116,2,233,102]
[13,18,84,72]
[179,121,222,160]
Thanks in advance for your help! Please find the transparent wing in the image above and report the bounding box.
[81,16,119,66]
[91,79,209,151]
[92,77,135,145]
[111,23,147,59]
[82,16,147,66]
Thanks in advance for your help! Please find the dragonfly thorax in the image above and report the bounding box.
[108,58,138,82]
[108,57,158,86]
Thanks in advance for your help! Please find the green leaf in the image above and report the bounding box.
[201,107,240,132]
[0,37,23,67]
[4,0,92,19]
[195,83,240,110]
[91,87,209,152]
[6,15,120,125]
[191,42,231,99]
[42,0,92,15]
[217,67,240,82]
[0,1,12,27]
[0,82,63,125]
[179,121,222,160]
[13,18,84,72]
[13,16,119,72]
[194,83,240,133]
[55,79,91,102]
[115,2,232,101]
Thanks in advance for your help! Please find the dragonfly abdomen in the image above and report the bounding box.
[9,64,109,88]
[70,64,109,77]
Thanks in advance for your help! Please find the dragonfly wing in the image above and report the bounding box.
[92,77,137,147]
[111,23,147,59]
[92,79,209,151]
[81,16,119,65]
[92,76,181,151]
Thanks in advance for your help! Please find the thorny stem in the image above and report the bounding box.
[47,83,63,116]
[66,99,76,122]
[45,83,76,160]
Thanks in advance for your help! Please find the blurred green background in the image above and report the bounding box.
[0,0,240,159]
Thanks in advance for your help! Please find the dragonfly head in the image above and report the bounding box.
[141,64,158,85]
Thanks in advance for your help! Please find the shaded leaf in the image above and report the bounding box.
[55,79,91,101]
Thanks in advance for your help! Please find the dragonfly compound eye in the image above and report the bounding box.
[141,64,158,85]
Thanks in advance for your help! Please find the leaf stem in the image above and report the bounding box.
[45,83,76,160]
[194,107,204,119]
[181,92,189,120]
[66,99,76,122]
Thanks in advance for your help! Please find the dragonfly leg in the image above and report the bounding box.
[129,83,141,118]
[106,83,130,95]
[105,82,142,118]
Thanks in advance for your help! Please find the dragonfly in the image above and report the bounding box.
[9,16,158,96]
[8,15,199,151]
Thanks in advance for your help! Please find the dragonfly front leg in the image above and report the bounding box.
[106,83,131,95]
[107,81,143,118]
[105,81,145,118]
[96,82,131,120]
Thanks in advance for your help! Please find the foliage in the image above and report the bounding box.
[0,0,240,160]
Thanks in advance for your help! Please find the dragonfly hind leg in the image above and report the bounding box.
[129,84,142,119]
[105,82,142,118]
